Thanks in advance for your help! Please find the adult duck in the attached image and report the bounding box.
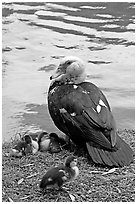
[48,56,133,167]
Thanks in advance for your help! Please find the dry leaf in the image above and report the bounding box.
[20,195,31,200]
[26,172,38,179]
[5,153,9,157]
[102,168,116,175]
[8,197,14,202]
[69,193,75,202]
[115,187,121,194]
[21,163,34,167]
[18,178,24,184]
[90,171,102,174]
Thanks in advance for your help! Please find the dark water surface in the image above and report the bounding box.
[2,2,135,142]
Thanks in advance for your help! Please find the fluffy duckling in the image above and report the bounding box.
[38,131,50,152]
[49,133,63,153]
[24,134,39,154]
[8,133,39,157]
[9,141,27,157]
[39,156,79,191]
[38,132,68,153]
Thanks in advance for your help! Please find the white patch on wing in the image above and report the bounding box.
[96,104,101,113]
[73,85,78,89]
[50,87,57,94]
[99,99,107,107]
[70,112,76,116]
[59,108,67,113]
[48,177,53,182]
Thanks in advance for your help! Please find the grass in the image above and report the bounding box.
[2,129,135,202]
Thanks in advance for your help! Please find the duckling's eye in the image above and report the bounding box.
[66,61,72,65]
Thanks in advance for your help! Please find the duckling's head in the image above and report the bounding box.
[65,155,78,168]
[50,56,86,84]
[49,133,59,140]
[24,134,32,144]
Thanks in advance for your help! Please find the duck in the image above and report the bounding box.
[8,133,40,157]
[48,56,133,167]
[9,134,37,157]
[39,155,79,190]
[38,132,69,153]
[23,134,39,154]
[37,131,50,152]
[9,140,27,157]
[49,132,70,153]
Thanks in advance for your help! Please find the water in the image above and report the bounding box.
[2,2,135,142]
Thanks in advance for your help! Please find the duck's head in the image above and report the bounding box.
[50,56,86,84]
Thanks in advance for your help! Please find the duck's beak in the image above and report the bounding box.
[50,70,65,81]
[50,71,62,80]
[50,63,65,80]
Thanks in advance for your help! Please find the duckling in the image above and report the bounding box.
[49,133,63,153]
[50,133,70,149]
[38,131,50,152]
[8,133,39,157]
[38,132,67,153]
[24,134,39,154]
[9,141,27,157]
[39,156,79,191]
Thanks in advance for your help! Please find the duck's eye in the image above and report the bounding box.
[66,61,72,65]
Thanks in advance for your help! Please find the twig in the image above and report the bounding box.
[101,173,134,183]
[8,197,14,202]
[20,195,32,200]
[26,172,39,179]
[22,130,29,137]
[18,132,22,139]
[60,143,68,150]
[102,168,116,175]
[3,192,14,202]
[90,171,103,174]
[20,163,34,168]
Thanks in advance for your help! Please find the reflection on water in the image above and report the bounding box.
[2,2,135,142]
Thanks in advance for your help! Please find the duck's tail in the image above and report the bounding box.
[86,134,133,167]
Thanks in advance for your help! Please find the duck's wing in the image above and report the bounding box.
[80,82,117,147]
[48,82,116,149]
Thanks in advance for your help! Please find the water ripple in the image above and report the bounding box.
[2,2,135,141]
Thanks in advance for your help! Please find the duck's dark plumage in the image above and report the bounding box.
[48,56,133,167]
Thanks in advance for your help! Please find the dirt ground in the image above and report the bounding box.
[2,129,135,202]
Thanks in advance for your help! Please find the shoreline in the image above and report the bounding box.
[2,102,135,142]
[2,129,135,202]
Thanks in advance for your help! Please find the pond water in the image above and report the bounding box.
[2,2,135,142]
